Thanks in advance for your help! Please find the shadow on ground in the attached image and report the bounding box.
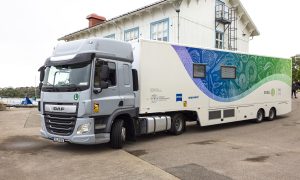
[130,116,288,145]
[0,135,111,155]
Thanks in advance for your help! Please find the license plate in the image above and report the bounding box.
[53,137,65,143]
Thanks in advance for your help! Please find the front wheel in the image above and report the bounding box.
[110,119,126,149]
[170,113,186,135]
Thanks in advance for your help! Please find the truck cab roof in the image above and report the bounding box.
[45,38,133,66]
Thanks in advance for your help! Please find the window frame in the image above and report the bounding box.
[123,64,130,85]
[221,65,237,79]
[150,18,170,42]
[124,27,139,42]
[215,31,224,49]
[193,63,207,78]
[107,62,117,87]
[94,60,117,88]
[104,34,115,39]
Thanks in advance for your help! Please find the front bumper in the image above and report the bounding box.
[40,115,110,145]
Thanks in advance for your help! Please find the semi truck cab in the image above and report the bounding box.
[39,38,180,148]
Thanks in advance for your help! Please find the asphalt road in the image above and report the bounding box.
[0,98,300,180]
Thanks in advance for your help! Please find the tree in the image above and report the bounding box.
[292,56,300,82]
[0,87,39,98]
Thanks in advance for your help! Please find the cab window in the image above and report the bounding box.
[94,61,116,87]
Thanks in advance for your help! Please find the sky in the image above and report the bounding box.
[0,0,299,87]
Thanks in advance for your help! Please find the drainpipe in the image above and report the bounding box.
[176,8,180,43]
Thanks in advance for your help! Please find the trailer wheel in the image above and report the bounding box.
[170,113,186,135]
[255,109,264,123]
[267,108,276,121]
[110,119,126,149]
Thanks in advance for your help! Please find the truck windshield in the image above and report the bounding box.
[42,63,91,92]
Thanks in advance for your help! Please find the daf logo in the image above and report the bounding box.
[53,107,65,111]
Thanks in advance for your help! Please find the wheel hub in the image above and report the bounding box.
[175,119,182,131]
[121,127,126,142]
[270,110,274,119]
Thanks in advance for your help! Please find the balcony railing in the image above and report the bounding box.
[216,4,231,24]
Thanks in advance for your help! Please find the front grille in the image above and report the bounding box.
[45,114,76,136]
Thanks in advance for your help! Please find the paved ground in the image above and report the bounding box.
[0,98,300,180]
[0,109,177,180]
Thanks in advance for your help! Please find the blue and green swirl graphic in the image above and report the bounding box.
[172,45,292,102]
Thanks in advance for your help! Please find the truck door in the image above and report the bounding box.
[117,63,135,108]
[92,59,121,116]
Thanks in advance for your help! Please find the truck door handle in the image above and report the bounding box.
[119,101,124,107]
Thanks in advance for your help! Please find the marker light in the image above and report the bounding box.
[94,103,100,113]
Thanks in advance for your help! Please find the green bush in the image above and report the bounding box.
[0,87,39,98]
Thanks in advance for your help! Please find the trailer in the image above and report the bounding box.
[39,38,292,148]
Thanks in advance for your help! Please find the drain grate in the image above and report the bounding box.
[165,163,232,180]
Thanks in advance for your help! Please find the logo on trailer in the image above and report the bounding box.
[188,96,199,100]
[151,94,159,103]
[176,94,183,102]
[271,88,276,96]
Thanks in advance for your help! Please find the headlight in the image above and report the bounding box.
[76,123,91,135]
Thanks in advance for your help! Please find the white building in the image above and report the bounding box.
[59,0,259,52]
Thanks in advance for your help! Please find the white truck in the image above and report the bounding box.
[38,38,292,148]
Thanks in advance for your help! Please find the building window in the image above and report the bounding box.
[124,27,139,42]
[216,31,224,49]
[150,18,169,42]
[216,0,225,5]
[105,34,115,39]
[221,66,236,79]
[193,64,206,78]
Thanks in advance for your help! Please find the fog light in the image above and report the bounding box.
[77,123,91,135]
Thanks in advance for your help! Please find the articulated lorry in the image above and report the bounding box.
[38,38,292,148]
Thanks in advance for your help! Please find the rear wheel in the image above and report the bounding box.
[110,119,126,149]
[170,113,186,135]
[255,109,264,123]
[268,108,276,121]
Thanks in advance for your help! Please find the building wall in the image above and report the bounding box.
[221,0,250,52]
[178,0,216,48]
[70,0,252,52]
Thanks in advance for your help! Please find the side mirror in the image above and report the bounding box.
[93,88,101,94]
[100,65,109,80]
[93,81,109,94]
[38,66,45,82]
[100,81,109,89]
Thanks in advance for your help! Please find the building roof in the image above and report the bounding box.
[231,0,260,36]
[58,0,259,41]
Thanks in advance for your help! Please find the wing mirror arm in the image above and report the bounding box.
[93,81,109,94]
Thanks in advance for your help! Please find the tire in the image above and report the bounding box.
[255,109,264,123]
[110,119,126,149]
[170,113,186,135]
[268,108,276,121]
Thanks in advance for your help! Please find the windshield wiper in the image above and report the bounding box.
[60,84,83,91]
[42,86,59,92]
